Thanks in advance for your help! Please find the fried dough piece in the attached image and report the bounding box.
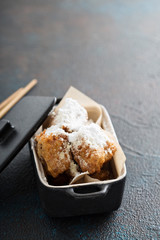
[49,98,88,132]
[35,126,71,178]
[72,142,105,174]
[104,142,117,162]
[69,123,117,174]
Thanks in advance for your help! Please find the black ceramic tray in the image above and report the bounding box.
[30,101,126,217]
[0,96,56,172]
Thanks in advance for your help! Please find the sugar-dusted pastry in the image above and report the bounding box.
[50,98,88,132]
[69,123,117,174]
[35,125,71,178]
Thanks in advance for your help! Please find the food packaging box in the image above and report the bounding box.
[0,87,126,217]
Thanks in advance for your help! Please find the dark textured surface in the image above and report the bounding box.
[0,0,160,239]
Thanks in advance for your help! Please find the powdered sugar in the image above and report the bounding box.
[45,125,67,137]
[69,123,112,150]
[53,98,88,131]
[45,101,113,153]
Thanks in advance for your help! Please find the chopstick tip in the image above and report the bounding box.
[32,78,38,84]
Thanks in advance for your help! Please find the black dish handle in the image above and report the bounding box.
[66,184,110,199]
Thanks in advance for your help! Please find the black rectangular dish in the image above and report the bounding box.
[30,99,126,217]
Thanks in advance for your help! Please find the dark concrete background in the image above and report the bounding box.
[0,0,160,239]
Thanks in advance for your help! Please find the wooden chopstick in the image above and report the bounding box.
[0,79,38,119]
[0,88,23,111]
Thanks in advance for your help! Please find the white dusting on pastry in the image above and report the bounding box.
[45,125,67,137]
[53,98,88,131]
[69,123,113,150]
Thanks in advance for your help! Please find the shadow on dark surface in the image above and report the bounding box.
[0,144,36,201]
[46,211,116,240]
[51,210,114,222]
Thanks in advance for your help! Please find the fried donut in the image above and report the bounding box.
[50,98,88,132]
[69,123,117,174]
[35,126,71,178]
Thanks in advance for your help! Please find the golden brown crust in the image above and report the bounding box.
[35,130,71,178]
[104,141,117,162]
[71,140,104,174]
[71,140,117,175]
